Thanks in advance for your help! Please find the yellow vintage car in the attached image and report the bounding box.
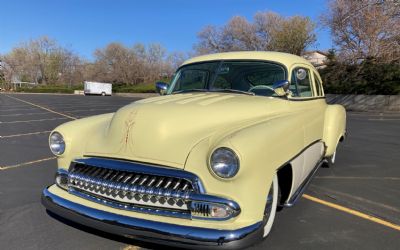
[42,51,346,249]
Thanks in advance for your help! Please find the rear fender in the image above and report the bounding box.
[323,105,346,156]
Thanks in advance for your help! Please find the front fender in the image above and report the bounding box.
[323,105,346,156]
[184,113,305,225]
[52,113,114,169]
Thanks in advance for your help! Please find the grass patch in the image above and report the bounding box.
[16,84,83,94]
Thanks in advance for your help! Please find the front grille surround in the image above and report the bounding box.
[61,157,240,220]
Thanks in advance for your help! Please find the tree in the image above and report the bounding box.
[2,36,84,85]
[323,0,400,63]
[195,11,317,55]
[88,42,175,85]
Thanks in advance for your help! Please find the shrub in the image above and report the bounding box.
[112,84,156,93]
[319,58,400,95]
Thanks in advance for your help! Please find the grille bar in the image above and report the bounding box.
[67,158,201,211]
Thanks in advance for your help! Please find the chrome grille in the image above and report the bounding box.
[68,160,197,211]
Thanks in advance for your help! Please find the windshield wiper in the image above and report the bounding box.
[209,89,255,96]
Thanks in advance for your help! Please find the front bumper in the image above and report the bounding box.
[41,187,263,249]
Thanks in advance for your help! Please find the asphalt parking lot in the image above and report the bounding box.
[0,93,399,250]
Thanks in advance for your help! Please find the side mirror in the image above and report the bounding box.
[155,82,169,95]
[272,80,290,97]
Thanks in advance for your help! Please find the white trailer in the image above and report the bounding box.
[84,81,112,96]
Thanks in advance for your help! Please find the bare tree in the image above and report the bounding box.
[195,11,317,55]
[323,0,400,63]
[2,36,84,85]
[195,25,224,54]
[89,42,175,85]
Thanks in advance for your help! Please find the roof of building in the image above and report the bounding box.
[302,50,329,56]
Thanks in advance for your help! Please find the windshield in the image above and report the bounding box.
[168,60,287,96]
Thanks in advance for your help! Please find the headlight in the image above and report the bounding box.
[210,147,239,178]
[49,132,65,155]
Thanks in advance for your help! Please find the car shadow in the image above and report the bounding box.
[46,210,184,250]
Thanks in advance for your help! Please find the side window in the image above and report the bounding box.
[313,73,323,96]
[290,68,313,97]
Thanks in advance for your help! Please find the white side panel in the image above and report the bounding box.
[288,152,304,198]
[287,141,324,201]
[302,141,324,179]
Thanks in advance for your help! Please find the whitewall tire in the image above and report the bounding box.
[263,174,279,237]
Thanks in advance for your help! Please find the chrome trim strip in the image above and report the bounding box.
[72,157,206,193]
[42,188,262,249]
[57,169,69,175]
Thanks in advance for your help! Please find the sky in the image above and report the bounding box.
[0,0,332,60]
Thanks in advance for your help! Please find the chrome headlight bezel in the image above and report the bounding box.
[49,131,65,155]
[210,147,240,179]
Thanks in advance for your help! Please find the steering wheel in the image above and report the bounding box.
[249,85,275,96]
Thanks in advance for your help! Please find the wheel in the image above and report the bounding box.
[323,151,336,168]
[262,174,279,237]
[323,150,336,168]
[101,92,106,96]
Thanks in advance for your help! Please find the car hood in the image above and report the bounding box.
[84,93,287,168]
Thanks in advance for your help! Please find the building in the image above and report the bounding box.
[302,50,328,69]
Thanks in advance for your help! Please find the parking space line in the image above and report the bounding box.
[0,117,68,124]
[303,194,400,231]
[123,245,141,250]
[4,94,77,120]
[0,131,51,138]
[0,157,56,170]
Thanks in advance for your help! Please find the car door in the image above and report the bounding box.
[288,64,326,183]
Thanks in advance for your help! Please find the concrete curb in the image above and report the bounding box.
[326,94,400,112]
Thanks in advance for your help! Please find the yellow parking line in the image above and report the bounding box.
[303,194,400,231]
[0,157,56,170]
[0,131,51,138]
[4,95,77,120]
[122,246,141,250]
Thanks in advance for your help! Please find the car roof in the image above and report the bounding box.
[181,51,314,69]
